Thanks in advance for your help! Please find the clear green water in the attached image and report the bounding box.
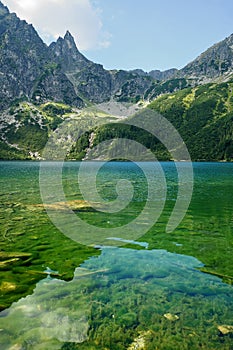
[0,161,232,349]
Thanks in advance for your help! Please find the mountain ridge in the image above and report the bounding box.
[178,33,233,82]
[0,0,232,110]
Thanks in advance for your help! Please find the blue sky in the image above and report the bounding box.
[88,0,233,71]
[4,0,233,72]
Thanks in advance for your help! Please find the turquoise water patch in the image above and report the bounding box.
[0,247,232,349]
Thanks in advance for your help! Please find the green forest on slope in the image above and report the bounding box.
[0,81,233,161]
[71,80,233,162]
[149,80,233,161]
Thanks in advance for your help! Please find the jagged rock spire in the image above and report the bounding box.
[49,30,90,70]
[63,30,78,50]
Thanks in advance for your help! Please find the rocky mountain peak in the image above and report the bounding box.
[57,30,79,52]
[51,31,77,53]
[179,33,233,81]
[49,30,90,68]
[64,30,76,44]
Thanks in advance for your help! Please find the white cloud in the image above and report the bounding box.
[3,0,111,50]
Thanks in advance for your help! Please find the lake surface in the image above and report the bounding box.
[0,161,232,349]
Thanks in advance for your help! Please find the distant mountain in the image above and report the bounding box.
[178,34,233,82]
[148,68,178,81]
[129,68,178,81]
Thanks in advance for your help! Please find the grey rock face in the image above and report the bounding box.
[0,4,47,108]
[0,2,84,110]
[32,68,84,107]
[148,68,178,81]
[179,34,233,80]
[129,68,179,82]
[111,70,153,102]
[50,33,154,103]
[49,30,90,72]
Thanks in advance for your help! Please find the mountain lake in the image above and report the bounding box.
[0,161,232,349]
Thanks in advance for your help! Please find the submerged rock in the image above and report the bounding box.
[0,258,20,269]
[127,331,151,350]
[0,281,17,292]
[8,345,23,350]
[0,252,32,260]
[217,325,233,335]
[27,200,103,212]
[163,313,179,321]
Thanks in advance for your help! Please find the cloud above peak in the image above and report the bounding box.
[4,0,111,50]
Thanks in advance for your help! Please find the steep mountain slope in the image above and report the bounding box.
[0,2,84,110]
[0,101,120,160]
[149,81,233,160]
[178,34,233,82]
[49,31,113,103]
[0,101,66,160]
